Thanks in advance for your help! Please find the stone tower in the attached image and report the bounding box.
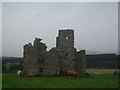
[56,29,76,73]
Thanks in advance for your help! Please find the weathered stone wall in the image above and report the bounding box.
[23,38,47,76]
[75,50,87,76]
[23,38,60,76]
[42,48,60,76]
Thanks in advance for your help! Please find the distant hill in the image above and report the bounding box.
[2,57,23,64]
[86,54,118,69]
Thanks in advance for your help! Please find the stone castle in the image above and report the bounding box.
[23,29,86,77]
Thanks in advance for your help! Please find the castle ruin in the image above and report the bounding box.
[23,29,87,77]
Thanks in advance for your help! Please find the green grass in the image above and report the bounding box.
[2,69,119,88]
[4,63,19,69]
[0,73,2,89]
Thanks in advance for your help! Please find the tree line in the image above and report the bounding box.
[2,54,119,73]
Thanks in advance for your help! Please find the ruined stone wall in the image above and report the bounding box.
[42,48,60,76]
[75,50,87,76]
[23,29,87,77]
[23,38,47,76]
[23,38,60,76]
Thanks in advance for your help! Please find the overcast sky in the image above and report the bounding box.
[2,2,118,57]
[0,2,2,57]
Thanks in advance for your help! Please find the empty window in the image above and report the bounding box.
[66,36,68,39]
[40,67,43,72]
[66,53,68,56]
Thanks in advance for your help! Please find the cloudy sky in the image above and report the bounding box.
[0,2,2,57]
[2,2,118,57]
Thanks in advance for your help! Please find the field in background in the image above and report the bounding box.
[2,69,119,88]
[87,69,119,74]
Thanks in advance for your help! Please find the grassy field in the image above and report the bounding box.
[0,73,2,89]
[2,69,119,88]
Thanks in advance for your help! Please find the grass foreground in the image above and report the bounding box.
[2,69,119,88]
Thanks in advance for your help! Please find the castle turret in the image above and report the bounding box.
[56,29,76,73]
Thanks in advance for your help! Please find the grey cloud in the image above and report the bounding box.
[2,2,118,57]
[33,14,44,17]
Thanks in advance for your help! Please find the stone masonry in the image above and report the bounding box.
[56,30,76,73]
[23,29,87,77]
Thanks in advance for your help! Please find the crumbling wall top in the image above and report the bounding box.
[33,38,47,51]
